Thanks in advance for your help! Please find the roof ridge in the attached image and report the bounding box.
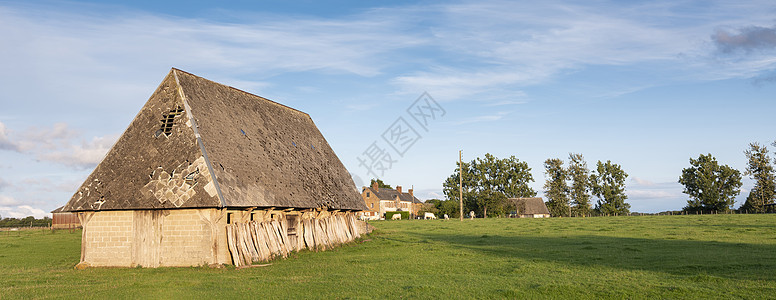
[170,67,310,117]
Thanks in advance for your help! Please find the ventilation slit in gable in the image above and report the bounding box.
[155,106,184,138]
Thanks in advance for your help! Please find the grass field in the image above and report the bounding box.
[1,215,775,299]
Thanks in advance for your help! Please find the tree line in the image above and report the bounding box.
[679,141,776,214]
[543,153,630,217]
[0,216,52,228]
[438,153,630,217]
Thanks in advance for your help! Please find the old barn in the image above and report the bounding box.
[62,68,368,268]
[509,197,551,218]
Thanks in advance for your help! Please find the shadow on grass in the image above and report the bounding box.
[409,231,776,282]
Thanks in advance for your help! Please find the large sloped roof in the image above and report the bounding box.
[63,68,365,212]
[365,187,422,204]
[510,197,550,215]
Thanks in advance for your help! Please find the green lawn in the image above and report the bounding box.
[1,215,775,299]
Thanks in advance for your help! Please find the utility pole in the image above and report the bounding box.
[459,150,463,221]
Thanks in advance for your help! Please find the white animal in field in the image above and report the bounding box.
[391,214,402,220]
[469,211,476,219]
[424,212,437,220]
[444,214,449,220]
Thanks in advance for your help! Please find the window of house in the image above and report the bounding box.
[371,203,374,208]
[366,192,370,197]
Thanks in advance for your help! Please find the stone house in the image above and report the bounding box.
[509,197,551,218]
[61,68,367,268]
[359,182,422,219]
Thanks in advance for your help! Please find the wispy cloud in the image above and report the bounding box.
[18,177,81,193]
[485,99,527,107]
[456,111,510,125]
[2,1,775,105]
[0,4,424,92]
[0,177,9,192]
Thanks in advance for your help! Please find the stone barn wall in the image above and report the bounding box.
[78,208,229,268]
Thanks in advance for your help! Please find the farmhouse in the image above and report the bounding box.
[359,182,422,219]
[509,197,551,218]
[62,68,368,268]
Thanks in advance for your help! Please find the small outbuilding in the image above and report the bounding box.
[51,206,80,229]
[62,68,368,268]
[509,197,551,218]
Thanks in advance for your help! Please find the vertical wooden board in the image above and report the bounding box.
[225,225,240,267]
[350,213,361,238]
[235,224,251,266]
[261,222,277,258]
[251,222,269,261]
[272,222,285,257]
[262,222,279,257]
[132,210,148,267]
[295,216,304,251]
[241,223,259,262]
[326,216,339,245]
[302,219,314,250]
[272,220,289,256]
[314,218,328,250]
[131,210,163,268]
[344,213,356,240]
[152,211,163,267]
[78,212,94,263]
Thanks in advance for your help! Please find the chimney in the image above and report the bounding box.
[408,187,414,198]
[372,181,379,191]
[396,186,402,194]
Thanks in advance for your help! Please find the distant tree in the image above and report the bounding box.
[591,160,630,216]
[740,143,776,213]
[543,158,570,217]
[425,199,442,208]
[443,153,535,217]
[443,161,476,217]
[679,153,742,213]
[438,199,460,218]
[568,153,592,217]
[370,178,392,189]
[417,202,439,216]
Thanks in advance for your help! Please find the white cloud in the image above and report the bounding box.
[36,134,118,169]
[631,177,655,186]
[627,189,679,199]
[2,122,117,169]
[15,122,80,152]
[0,195,18,206]
[0,121,19,151]
[0,204,48,219]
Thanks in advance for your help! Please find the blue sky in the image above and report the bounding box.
[1,0,775,218]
